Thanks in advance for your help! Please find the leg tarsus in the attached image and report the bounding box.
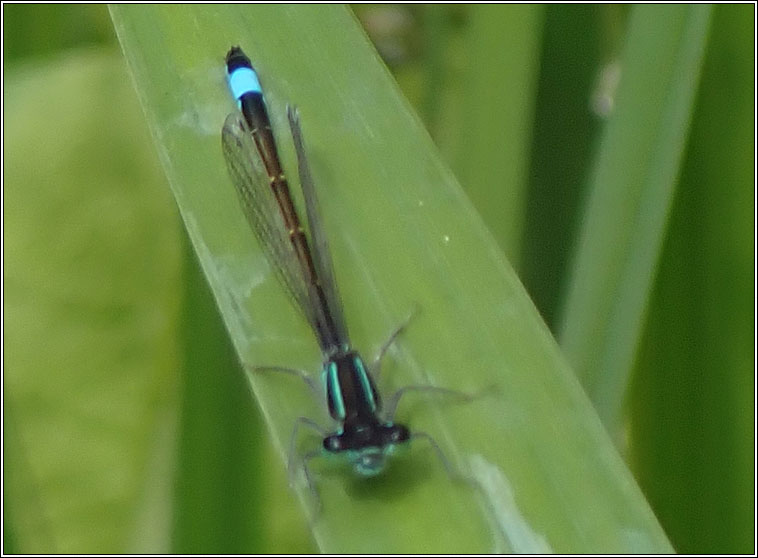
[371,305,419,381]
[245,363,320,397]
[384,384,473,422]
[301,449,324,520]
[287,416,327,483]
[412,431,476,488]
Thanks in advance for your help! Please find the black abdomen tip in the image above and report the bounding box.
[226,45,253,72]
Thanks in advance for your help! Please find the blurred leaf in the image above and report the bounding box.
[169,238,268,553]
[519,4,609,328]
[2,4,115,62]
[110,4,670,553]
[3,49,181,552]
[629,4,755,553]
[558,5,713,432]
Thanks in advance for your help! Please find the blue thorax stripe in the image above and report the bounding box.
[354,356,377,412]
[326,361,345,420]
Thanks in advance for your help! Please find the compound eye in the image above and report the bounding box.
[323,435,343,453]
[388,424,410,444]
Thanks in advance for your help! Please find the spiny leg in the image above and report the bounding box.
[370,305,418,382]
[301,448,324,518]
[411,431,478,489]
[411,431,457,478]
[287,416,327,485]
[384,384,474,423]
[245,363,320,398]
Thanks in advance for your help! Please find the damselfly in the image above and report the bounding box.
[221,46,467,508]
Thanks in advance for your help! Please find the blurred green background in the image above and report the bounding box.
[3,4,754,554]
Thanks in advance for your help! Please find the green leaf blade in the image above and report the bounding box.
[558,5,713,431]
[110,4,671,552]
